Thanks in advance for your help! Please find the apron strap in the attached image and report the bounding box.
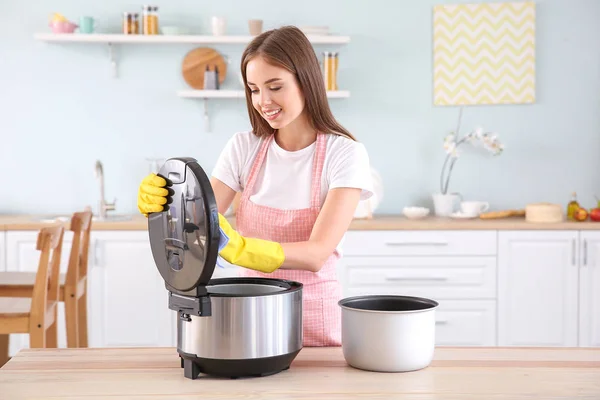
[310,133,327,209]
[241,134,273,202]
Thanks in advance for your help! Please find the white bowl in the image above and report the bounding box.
[403,207,430,219]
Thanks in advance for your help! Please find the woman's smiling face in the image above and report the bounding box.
[245,55,306,130]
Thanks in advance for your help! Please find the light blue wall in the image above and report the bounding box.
[2,0,599,215]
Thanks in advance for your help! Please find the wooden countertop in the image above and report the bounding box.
[1,213,600,231]
[1,346,598,399]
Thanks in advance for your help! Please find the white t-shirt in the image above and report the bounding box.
[211,131,374,210]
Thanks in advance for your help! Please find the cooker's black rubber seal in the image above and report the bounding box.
[206,277,303,297]
[178,349,301,379]
[338,295,438,312]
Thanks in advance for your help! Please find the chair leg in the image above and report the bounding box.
[46,319,58,348]
[78,292,88,347]
[30,324,45,348]
[0,334,9,367]
[65,294,79,348]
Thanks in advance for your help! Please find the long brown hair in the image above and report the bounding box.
[240,25,356,141]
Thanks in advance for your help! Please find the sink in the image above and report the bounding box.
[92,215,133,222]
[35,214,133,223]
[35,215,71,223]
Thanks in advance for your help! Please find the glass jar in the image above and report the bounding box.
[331,52,339,91]
[122,12,139,34]
[142,5,159,35]
[322,51,331,90]
[322,52,339,91]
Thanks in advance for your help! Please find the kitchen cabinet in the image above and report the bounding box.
[2,226,598,353]
[337,230,498,346]
[0,232,5,272]
[498,230,600,347]
[498,231,579,346]
[88,231,175,349]
[578,231,600,347]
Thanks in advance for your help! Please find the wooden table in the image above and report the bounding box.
[0,346,599,399]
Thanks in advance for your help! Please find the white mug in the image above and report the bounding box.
[211,16,226,36]
[460,201,490,216]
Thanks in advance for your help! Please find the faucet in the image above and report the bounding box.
[95,160,116,219]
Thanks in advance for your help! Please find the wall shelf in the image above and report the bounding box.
[178,90,350,130]
[177,90,350,99]
[34,32,351,132]
[33,33,350,44]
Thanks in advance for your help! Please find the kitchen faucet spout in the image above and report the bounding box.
[95,160,116,219]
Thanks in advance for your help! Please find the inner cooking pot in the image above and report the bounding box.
[339,295,438,312]
[207,278,291,296]
[339,295,439,373]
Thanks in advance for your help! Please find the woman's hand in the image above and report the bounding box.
[137,173,169,216]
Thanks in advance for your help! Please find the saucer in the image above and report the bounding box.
[450,211,479,219]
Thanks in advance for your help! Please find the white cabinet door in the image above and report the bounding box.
[4,230,74,356]
[435,300,496,346]
[579,231,600,347]
[88,231,176,348]
[498,231,579,347]
[0,232,5,272]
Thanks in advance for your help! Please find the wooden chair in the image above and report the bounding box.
[62,211,92,348]
[0,211,93,349]
[0,226,65,366]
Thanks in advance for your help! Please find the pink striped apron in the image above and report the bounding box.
[235,132,342,347]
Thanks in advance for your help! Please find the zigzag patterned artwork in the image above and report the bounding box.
[433,2,535,105]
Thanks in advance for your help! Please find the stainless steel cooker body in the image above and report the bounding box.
[176,278,303,379]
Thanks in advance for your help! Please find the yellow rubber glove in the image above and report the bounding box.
[137,173,169,216]
[137,173,284,273]
[217,213,285,273]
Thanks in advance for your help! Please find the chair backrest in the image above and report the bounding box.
[30,226,65,324]
[65,211,93,287]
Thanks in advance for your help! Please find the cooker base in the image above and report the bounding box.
[178,349,301,379]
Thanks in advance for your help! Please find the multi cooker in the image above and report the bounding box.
[147,157,303,380]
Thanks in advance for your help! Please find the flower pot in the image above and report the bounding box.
[432,193,462,217]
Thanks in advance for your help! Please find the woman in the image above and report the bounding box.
[138,25,373,347]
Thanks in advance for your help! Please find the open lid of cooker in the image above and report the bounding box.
[147,157,220,295]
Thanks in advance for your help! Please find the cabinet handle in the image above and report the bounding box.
[385,276,448,282]
[583,239,587,266]
[572,239,576,266]
[385,242,448,246]
[93,240,100,266]
[436,320,448,325]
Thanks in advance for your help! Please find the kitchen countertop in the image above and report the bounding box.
[1,213,600,231]
[0,346,598,399]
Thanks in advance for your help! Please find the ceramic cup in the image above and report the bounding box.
[79,16,96,33]
[248,19,263,35]
[460,201,490,216]
[432,193,462,217]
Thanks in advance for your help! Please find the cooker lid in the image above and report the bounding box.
[147,157,220,294]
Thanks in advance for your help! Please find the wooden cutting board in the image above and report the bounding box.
[479,209,526,219]
[181,47,227,89]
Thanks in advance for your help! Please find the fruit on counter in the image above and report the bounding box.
[567,192,580,220]
[590,207,600,222]
[574,207,588,221]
